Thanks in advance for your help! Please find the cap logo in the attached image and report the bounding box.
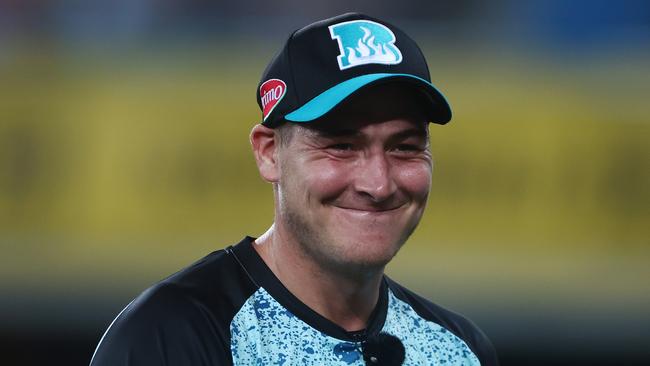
[329,20,403,70]
[260,79,287,121]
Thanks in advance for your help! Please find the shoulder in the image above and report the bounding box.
[90,282,220,365]
[386,277,500,366]
[91,244,258,366]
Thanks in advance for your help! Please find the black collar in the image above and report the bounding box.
[231,236,388,342]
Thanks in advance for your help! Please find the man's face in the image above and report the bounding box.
[274,85,433,275]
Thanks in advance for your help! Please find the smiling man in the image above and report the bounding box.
[91,13,498,366]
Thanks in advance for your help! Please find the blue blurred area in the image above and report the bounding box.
[1,0,648,48]
[521,0,650,46]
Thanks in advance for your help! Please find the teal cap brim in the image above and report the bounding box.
[284,73,451,124]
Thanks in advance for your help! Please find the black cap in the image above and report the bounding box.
[257,12,452,128]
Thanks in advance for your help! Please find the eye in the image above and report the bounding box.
[324,142,358,158]
[328,143,355,151]
[395,144,420,151]
[393,143,426,154]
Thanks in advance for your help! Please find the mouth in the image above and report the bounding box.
[332,204,406,214]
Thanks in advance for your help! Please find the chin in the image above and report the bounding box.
[338,252,397,274]
[337,235,404,267]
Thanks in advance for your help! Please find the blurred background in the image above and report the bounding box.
[1,0,649,365]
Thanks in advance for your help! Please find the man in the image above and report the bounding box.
[90,12,498,366]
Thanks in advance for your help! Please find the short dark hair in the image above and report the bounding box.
[276,122,297,147]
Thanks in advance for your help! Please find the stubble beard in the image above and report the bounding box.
[281,199,419,280]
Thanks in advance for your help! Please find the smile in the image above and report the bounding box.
[332,204,406,214]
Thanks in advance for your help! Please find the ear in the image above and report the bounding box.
[250,124,280,183]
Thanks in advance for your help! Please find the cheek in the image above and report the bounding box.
[396,163,432,199]
[289,159,353,201]
[306,161,354,198]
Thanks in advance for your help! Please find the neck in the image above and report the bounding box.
[254,225,384,332]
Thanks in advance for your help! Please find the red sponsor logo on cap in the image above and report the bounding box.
[260,79,287,121]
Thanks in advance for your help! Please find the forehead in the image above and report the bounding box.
[300,83,430,135]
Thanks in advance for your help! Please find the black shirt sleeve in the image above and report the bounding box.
[90,243,260,366]
[90,283,231,366]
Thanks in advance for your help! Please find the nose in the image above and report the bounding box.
[353,151,397,202]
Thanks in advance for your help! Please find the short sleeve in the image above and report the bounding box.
[90,283,230,366]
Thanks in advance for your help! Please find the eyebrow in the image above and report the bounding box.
[390,127,429,141]
[309,126,428,140]
[312,128,361,138]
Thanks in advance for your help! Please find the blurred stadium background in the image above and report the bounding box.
[1,1,649,365]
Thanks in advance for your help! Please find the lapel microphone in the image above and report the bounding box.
[361,332,405,365]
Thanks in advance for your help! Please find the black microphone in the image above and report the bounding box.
[361,332,405,365]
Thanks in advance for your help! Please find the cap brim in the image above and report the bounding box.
[284,73,451,125]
